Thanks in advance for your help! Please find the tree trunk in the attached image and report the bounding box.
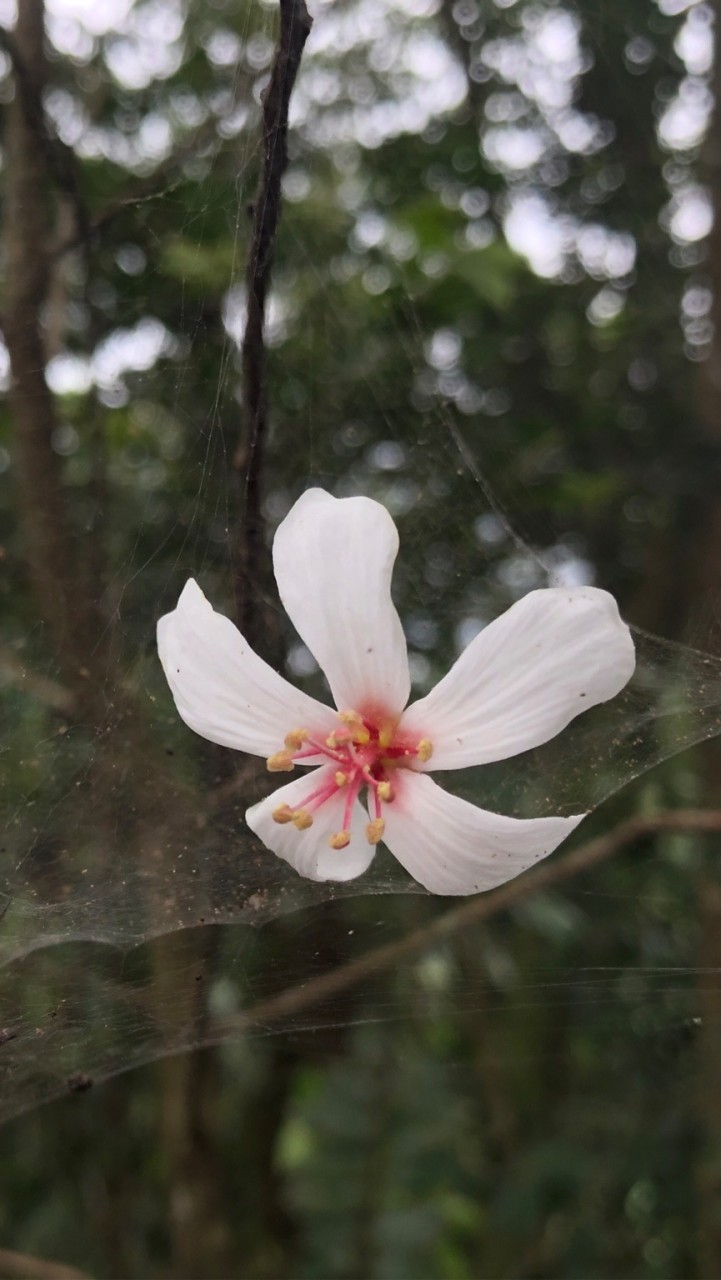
[2,0,101,695]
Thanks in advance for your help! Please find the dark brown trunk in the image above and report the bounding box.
[2,0,101,695]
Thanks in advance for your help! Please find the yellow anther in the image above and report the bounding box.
[272,804,294,825]
[329,830,351,850]
[338,710,363,727]
[338,710,370,745]
[284,728,308,750]
[267,750,295,772]
[366,818,385,845]
[326,731,350,749]
[335,771,349,787]
[293,809,314,831]
[377,780,395,803]
[416,738,433,763]
[378,721,396,749]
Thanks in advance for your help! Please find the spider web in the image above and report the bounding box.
[0,0,717,1125]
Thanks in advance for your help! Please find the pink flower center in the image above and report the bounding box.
[266,710,433,849]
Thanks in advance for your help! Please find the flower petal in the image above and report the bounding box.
[272,489,411,718]
[246,767,376,882]
[383,771,583,895]
[400,587,635,770]
[157,579,338,757]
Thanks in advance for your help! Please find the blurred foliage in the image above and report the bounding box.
[0,0,720,1276]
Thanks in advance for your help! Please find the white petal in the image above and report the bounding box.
[272,489,411,718]
[401,587,635,770]
[246,767,376,882]
[383,770,583,895]
[157,580,338,756]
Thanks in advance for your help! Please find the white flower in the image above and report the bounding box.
[157,488,635,895]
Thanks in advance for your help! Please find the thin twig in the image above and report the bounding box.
[234,0,313,648]
[53,114,229,261]
[216,809,721,1034]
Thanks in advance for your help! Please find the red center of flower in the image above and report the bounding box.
[266,710,433,849]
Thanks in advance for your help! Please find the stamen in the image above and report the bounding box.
[271,712,430,850]
[329,830,350,850]
[267,750,295,772]
[342,771,363,831]
[296,777,340,813]
[294,742,346,764]
[338,711,370,745]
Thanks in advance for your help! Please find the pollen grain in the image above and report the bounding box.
[329,830,351,850]
[267,750,295,772]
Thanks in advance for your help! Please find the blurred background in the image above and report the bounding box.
[1,0,721,1275]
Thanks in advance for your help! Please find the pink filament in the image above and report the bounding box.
[297,776,340,814]
[342,772,363,830]
[283,714,425,834]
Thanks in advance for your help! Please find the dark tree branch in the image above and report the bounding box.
[152,16,308,1259]
[234,0,313,652]
[217,809,721,1035]
[0,1247,90,1280]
